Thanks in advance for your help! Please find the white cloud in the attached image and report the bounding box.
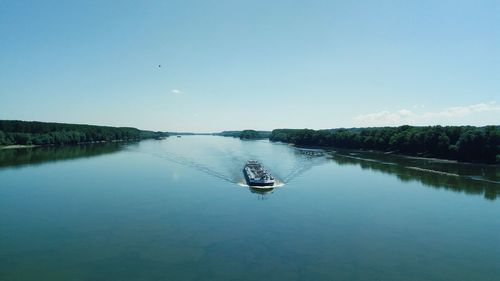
[354,109,416,125]
[354,101,500,126]
[171,89,183,95]
[422,102,500,119]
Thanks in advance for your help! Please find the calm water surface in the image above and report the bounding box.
[1,136,499,281]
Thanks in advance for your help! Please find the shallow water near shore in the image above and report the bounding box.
[1,136,499,281]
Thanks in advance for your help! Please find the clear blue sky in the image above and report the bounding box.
[1,0,499,132]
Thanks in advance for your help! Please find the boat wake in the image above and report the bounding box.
[281,149,328,183]
[126,145,327,187]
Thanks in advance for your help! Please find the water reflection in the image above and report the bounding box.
[249,187,274,200]
[329,150,500,201]
[0,143,124,169]
[2,138,497,201]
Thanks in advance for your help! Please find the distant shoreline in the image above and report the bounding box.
[0,144,38,150]
[0,120,169,148]
[269,127,499,165]
[0,139,140,150]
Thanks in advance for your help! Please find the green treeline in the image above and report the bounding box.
[0,120,168,146]
[217,130,271,139]
[270,126,499,164]
[239,130,268,139]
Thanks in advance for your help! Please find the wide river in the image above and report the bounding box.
[1,136,499,281]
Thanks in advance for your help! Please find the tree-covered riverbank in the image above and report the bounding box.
[216,130,271,139]
[0,120,168,146]
[270,126,499,164]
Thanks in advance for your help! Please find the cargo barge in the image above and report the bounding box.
[243,160,275,187]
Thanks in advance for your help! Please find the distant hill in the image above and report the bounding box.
[0,120,169,146]
[216,130,271,139]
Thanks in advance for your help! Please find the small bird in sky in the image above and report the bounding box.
[158,64,161,68]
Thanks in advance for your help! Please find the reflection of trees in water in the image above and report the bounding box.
[330,152,500,201]
[334,149,500,179]
[0,143,123,169]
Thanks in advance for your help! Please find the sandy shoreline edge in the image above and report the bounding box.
[0,145,38,150]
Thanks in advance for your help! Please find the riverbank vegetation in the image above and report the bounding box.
[217,130,271,139]
[270,126,499,164]
[0,120,168,146]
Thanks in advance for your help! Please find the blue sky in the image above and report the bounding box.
[1,0,499,132]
